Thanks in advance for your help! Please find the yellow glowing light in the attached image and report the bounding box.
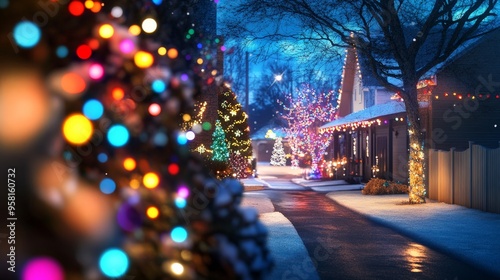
[112,87,124,100]
[211,70,218,76]
[63,114,93,145]
[130,179,140,189]
[170,262,184,275]
[196,58,203,65]
[84,0,94,9]
[182,114,191,122]
[134,51,154,68]
[123,157,136,171]
[158,47,167,56]
[98,24,114,39]
[146,206,159,219]
[141,18,157,33]
[128,25,141,36]
[167,48,178,59]
[143,172,159,189]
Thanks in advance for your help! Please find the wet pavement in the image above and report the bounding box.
[260,179,499,280]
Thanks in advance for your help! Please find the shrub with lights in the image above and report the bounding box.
[0,1,272,279]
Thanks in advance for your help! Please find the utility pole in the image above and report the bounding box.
[245,51,249,112]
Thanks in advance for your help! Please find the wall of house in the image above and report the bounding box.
[375,88,394,105]
[352,71,364,112]
[391,121,409,182]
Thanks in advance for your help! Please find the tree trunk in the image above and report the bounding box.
[402,85,426,204]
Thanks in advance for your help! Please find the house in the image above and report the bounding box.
[321,28,500,185]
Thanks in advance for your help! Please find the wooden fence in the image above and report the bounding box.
[428,142,500,213]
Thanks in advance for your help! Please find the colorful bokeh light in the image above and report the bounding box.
[123,157,136,171]
[141,18,157,33]
[99,249,129,278]
[151,79,166,93]
[61,73,86,94]
[76,44,92,60]
[22,257,64,280]
[107,124,129,147]
[143,172,159,189]
[168,163,179,175]
[13,21,41,49]
[174,197,186,208]
[68,1,85,16]
[171,226,187,243]
[148,103,161,116]
[98,24,114,39]
[62,114,93,145]
[88,63,104,80]
[119,39,135,54]
[83,99,104,120]
[128,24,141,36]
[134,51,154,68]
[167,48,178,59]
[100,178,116,194]
[146,206,159,219]
[112,87,124,100]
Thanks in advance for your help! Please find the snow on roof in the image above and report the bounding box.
[320,100,428,130]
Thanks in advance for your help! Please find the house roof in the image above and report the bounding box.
[320,100,428,131]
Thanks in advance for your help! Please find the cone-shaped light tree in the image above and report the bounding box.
[270,137,287,166]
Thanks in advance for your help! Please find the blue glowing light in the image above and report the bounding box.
[83,99,104,120]
[97,153,108,163]
[177,134,187,145]
[56,45,68,58]
[171,226,188,243]
[99,248,129,278]
[107,125,129,147]
[153,132,168,146]
[175,197,186,209]
[197,43,203,49]
[152,0,162,5]
[13,21,41,48]
[100,178,116,194]
[151,79,166,93]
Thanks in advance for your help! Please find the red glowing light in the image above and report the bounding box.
[76,45,92,60]
[68,1,85,16]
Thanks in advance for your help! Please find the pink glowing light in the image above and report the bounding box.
[119,39,135,54]
[89,63,104,80]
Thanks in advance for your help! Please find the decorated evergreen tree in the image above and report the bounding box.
[218,84,252,178]
[211,120,230,162]
[270,137,286,166]
[0,1,272,279]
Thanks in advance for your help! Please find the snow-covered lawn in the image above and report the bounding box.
[255,162,305,178]
[327,191,500,276]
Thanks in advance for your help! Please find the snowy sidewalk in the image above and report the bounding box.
[291,178,365,192]
[242,192,320,280]
[327,191,500,277]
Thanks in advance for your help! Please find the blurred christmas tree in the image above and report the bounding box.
[210,119,230,178]
[0,1,272,279]
[270,137,286,166]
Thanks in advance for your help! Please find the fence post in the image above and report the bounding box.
[450,147,455,205]
[469,141,473,208]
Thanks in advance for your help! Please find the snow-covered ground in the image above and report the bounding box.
[327,191,500,277]
[255,162,305,179]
